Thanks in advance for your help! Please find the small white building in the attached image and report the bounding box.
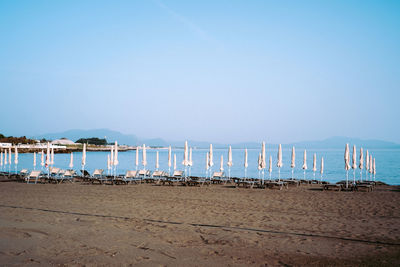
[51,138,76,145]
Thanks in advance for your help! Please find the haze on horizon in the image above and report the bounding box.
[1,1,399,144]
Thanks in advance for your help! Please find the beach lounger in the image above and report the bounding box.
[137,170,151,182]
[25,170,42,184]
[90,169,107,184]
[186,176,211,186]
[114,170,141,185]
[322,183,343,191]
[211,172,225,184]
[162,170,184,186]
[152,170,168,184]
[282,179,300,187]
[57,170,75,183]
[355,182,374,192]
[18,169,29,180]
[264,180,288,190]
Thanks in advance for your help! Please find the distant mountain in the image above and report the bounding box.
[289,136,400,149]
[32,129,400,149]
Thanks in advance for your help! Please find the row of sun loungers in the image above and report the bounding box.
[1,169,376,191]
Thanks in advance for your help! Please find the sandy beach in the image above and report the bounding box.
[0,181,399,266]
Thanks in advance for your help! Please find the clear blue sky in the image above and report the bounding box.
[1,0,399,143]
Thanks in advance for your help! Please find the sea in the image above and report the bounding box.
[3,148,400,185]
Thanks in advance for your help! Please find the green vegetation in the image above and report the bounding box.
[76,137,107,145]
[0,134,37,144]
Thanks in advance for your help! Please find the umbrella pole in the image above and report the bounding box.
[262,170,264,184]
[269,172,271,181]
[303,170,305,181]
[353,169,356,184]
[291,168,294,179]
[278,168,281,182]
[228,167,231,179]
[360,170,362,182]
[244,167,247,179]
[313,171,315,181]
[346,171,349,189]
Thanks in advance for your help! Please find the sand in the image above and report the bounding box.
[0,181,399,266]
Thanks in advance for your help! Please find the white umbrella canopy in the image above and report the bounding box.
[110,146,114,167]
[257,153,262,171]
[33,152,36,169]
[114,141,119,166]
[312,153,317,172]
[41,150,44,167]
[208,144,214,168]
[352,145,357,169]
[46,143,50,167]
[142,144,146,167]
[50,146,54,165]
[227,146,233,167]
[81,143,86,168]
[189,147,193,166]
[8,147,11,166]
[365,150,369,174]
[244,149,248,168]
[4,149,7,165]
[302,150,307,170]
[183,141,189,166]
[220,155,224,171]
[0,150,3,168]
[69,152,73,169]
[291,147,295,168]
[168,146,172,168]
[268,155,272,176]
[373,158,376,179]
[14,146,18,165]
[261,142,266,169]
[320,157,324,175]
[369,155,373,174]
[359,147,364,181]
[344,144,350,171]
[277,144,283,168]
[173,153,177,170]
[155,151,159,169]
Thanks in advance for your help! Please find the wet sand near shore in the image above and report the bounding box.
[0,181,399,266]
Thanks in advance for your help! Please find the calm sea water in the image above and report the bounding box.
[3,148,400,185]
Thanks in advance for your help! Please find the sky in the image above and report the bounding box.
[0,0,399,144]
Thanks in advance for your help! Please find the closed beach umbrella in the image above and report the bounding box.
[352,145,357,183]
[344,144,350,188]
[142,144,146,167]
[359,148,364,181]
[352,145,357,169]
[114,141,119,166]
[257,153,262,171]
[183,141,189,166]
[209,144,214,168]
[320,157,324,181]
[244,148,248,178]
[369,154,373,177]
[168,146,172,175]
[0,150,3,169]
[51,146,54,165]
[261,142,266,170]
[189,147,193,166]
[4,149,7,165]
[110,146,114,167]
[291,146,295,179]
[14,146,18,165]
[220,155,224,171]
[302,149,307,180]
[69,152,73,169]
[135,147,139,170]
[312,153,317,172]
[155,151,159,170]
[81,143,86,169]
[46,143,50,168]
[365,150,369,180]
[8,147,11,166]
[268,155,272,180]
[33,152,36,170]
[41,150,44,167]
[277,144,282,181]
[373,158,376,180]
[227,146,233,167]
[173,153,176,171]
